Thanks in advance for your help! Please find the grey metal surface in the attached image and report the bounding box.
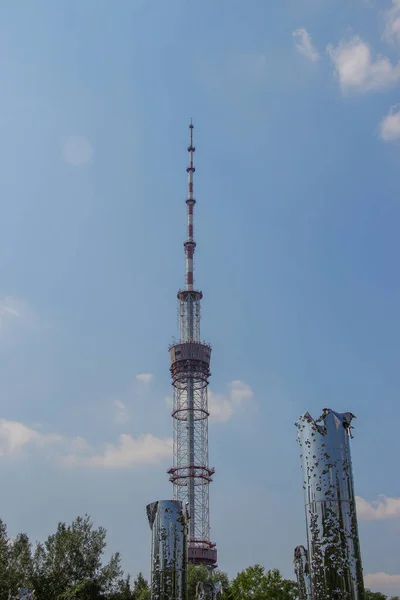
[9,590,35,600]
[146,500,188,600]
[296,409,365,600]
[294,545,312,600]
[196,580,222,600]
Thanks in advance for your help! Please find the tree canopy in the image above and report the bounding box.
[187,564,231,600]
[0,515,395,600]
[0,515,130,600]
[365,591,400,600]
[230,565,297,600]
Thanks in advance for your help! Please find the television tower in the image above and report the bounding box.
[167,122,217,568]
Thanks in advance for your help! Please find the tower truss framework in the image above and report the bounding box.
[167,123,217,568]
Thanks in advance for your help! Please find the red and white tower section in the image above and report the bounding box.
[168,123,217,568]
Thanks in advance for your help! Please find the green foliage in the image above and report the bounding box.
[0,526,36,599]
[365,590,388,600]
[0,515,132,600]
[364,592,400,600]
[132,573,150,600]
[32,514,127,600]
[0,516,395,600]
[231,564,266,600]
[135,590,150,600]
[230,565,297,600]
[0,520,12,600]
[187,564,231,600]
[9,533,34,593]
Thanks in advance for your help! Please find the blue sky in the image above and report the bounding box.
[1,0,400,595]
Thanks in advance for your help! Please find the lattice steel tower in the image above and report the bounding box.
[167,122,217,568]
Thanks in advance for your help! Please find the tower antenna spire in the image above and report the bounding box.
[185,120,196,291]
[167,123,218,568]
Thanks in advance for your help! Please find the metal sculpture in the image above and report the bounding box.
[195,580,222,600]
[296,409,365,600]
[146,499,188,600]
[294,545,312,600]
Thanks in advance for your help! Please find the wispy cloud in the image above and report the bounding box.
[356,494,400,520]
[62,135,93,167]
[380,104,400,140]
[0,419,62,457]
[384,0,400,43]
[293,28,320,62]
[136,373,153,384]
[327,36,400,92]
[0,297,21,328]
[0,418,171,469]
[209,380,253,423]
[63,434,172,469]
[113,400,130,425]
[364,572,400,590]
[164,381,253,423]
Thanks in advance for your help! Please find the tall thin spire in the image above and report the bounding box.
[185,121,196,291]
[168,122,217,568]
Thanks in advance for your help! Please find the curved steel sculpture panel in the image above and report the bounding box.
[146,499,188,600]
[296,409,365,600]
[294,545,312,600]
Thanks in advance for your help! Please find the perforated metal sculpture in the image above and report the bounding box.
[294,545,312,600]
[296,409,365,600]
[146,500,188,600]
[195,580,222,600]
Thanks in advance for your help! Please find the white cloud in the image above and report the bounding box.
[0,419,62,457]
[136,373,153,384]
[364,572,400,590]
[327,36,400,92]
[384,0,400,43]
[62,135,93,166]
[113,400,129,425]
[208,391,234,423]
[63,433,172,469]
[380,104,400,140]
[0,297,37,334]
[0,419,41,455]
[356,494,400,520]
[230,380,253,405]
[164,381,253,423]
[209,380,253,424]
[0,297,21,328]
[0,418,171,469]
[293,28,320,62]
